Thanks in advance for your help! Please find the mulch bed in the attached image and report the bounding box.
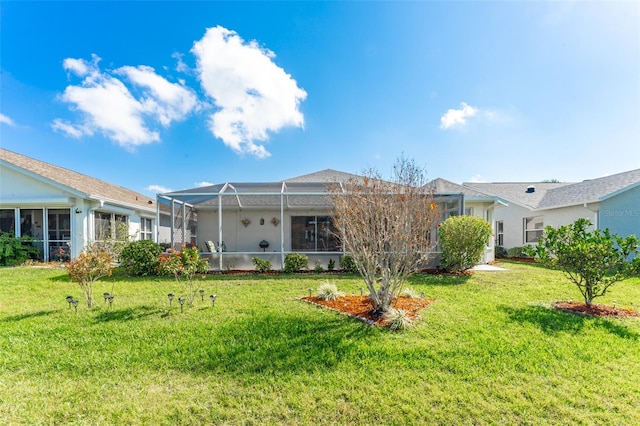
[301,295,435,326]
[553,301,640,318]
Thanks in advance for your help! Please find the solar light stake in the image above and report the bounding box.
[66,295,73,308]
[360,287,364,296]
[168,293,174,308]
[199,289,205,301]
[103,292,110,302]
[210,294,217,307]
[178,297,185,313]
[72,299,79,314]
[420,291,425,299]
[108,296,114,308]
[308,288,313,297]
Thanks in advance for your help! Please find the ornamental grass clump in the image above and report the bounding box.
[316,282,344,301]
[382,307,413,331]
[399,287,420,299]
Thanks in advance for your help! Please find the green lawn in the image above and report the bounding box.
[1,263,639,425]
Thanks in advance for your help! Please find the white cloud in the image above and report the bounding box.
[440,102,478,130]
[172,52,190,73]
[146,184,172,194]
[0,113,15,126]
[469,174,486,183]
[192,26,307,158]
[116,65,198,127]
[195,181,214,187]
[55,55,197,150]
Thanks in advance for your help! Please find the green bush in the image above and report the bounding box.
[283,253,308,273]
[439,216,492,272]
[495,246,507,258]
[339,254,358,273]
[252,257,272,273]
[507,246,531,258]
[327,258,336,271]
[0,232,39,266]
[526,218,640,306]
[120,240,163,276]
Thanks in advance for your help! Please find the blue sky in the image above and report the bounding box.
[1,1,639,196]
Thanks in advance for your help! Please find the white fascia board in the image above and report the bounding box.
[1,161,89,200]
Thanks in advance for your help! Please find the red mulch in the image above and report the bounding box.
[301,295,435,326]
[553,301,640,318]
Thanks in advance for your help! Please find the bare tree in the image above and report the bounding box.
[328,158,438,317]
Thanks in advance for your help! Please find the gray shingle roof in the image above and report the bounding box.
[424,178,490,198]
[0,148,156,212]
[283,169,362,183]
[464,169,640,210]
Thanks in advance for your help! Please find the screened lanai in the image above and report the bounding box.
[156,180,464,271]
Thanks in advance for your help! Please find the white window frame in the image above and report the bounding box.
[524,216,544,243]
[140,218,153,240]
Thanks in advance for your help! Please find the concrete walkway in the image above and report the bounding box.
[471,264,508,271]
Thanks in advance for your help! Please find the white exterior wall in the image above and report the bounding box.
[465,200,496,263]
[493,202,599,250]
[1,165,157,260]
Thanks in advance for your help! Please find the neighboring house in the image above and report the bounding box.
[464,169,640,251]
[0,148,166,262]
[159,169,467,271]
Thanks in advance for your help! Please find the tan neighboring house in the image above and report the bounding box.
[0,148,165,262]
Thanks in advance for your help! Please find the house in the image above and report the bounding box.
[464,169,640,251]
[158,170,467,271]
[0,148,166,262]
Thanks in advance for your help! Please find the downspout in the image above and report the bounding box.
[218,184,226,271]
[155,197,160,243]
[584,203,599,229]
[280,182,285,270]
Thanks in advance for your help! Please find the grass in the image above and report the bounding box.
[0,262,639,425]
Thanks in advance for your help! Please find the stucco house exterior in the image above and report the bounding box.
[159,170,468,271]
[464,169,640,252]
[0,148,165,262]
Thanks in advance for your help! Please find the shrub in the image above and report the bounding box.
[526,218,640,306]
[313,259,323,274]
[507,246,531,258]
[67,245,114,308]
[327,258,336,271]
[382,307,413,331]
[283,253,308,273]
[252,257,271,273]
[316,282,344,301]
[439,216,492,272]
[120,240,163,276]
[158,246,209,306]
[495,246,507,259]
[0,232,39,266]
[339,254,358,273]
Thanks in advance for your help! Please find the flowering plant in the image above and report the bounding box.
[158,245,209,306]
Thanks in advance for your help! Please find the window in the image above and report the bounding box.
[140,218,153,240]
[95,212,128,241]
[0,209,15,234]
[291,216,339,252]
[524,216,544,243]
[465,207,474,216]
[495,221,504,246]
